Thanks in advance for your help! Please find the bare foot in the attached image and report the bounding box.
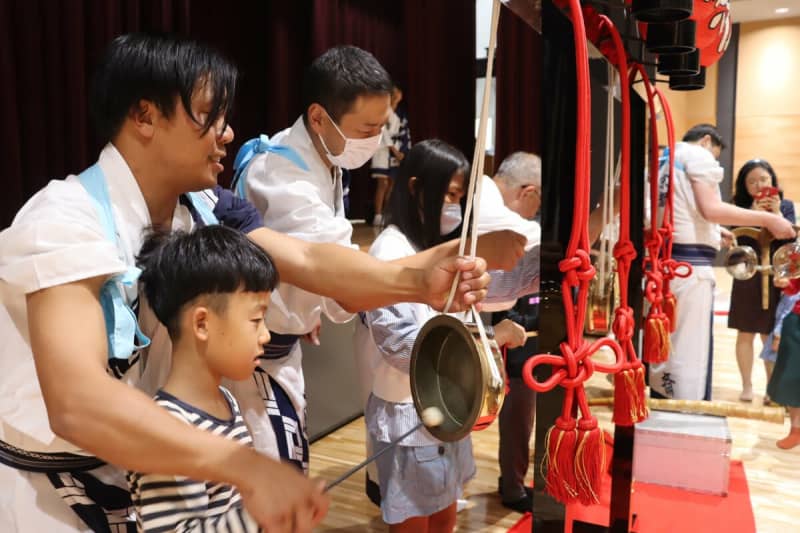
[777,429,800,450]
[739,388,753,402]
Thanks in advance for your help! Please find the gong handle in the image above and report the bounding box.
[325,420,425,492]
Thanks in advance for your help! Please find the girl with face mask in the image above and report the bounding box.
[352,140,536,532]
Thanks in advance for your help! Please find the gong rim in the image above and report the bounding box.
[725,245,759,280]
[410,314,502,442]
[773,242,800,279]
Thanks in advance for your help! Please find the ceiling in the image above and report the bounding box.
[730,0,800,23]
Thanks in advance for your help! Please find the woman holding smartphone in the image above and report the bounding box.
[728,159,796,402]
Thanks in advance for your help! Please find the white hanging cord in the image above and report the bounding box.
[597,64,617,293]
[442,0,503,388]
[443,0,501,313]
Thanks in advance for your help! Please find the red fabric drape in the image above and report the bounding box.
[1,0,476,226]
[494,5,543,166]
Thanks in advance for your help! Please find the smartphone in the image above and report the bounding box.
[756,186,779,200]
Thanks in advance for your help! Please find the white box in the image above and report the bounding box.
[632,410,731,495]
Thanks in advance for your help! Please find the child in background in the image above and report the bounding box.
[760,277,800,405]
[356,140,537,532]
[370,85,411,227]
[766,277,800,450]
[129,225,280,531]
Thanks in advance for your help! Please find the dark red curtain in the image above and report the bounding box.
[494,4,543,165]
[190,1,315,146]
[1,0,475,226]
[403,0,476,159]
[0,0,190,228]
[309,0,476,219]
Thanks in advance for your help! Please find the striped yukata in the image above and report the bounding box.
[126,388,259,532]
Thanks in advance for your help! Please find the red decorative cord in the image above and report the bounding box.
[627,64,685,364]
[589,12,648,427]
[522,0,624,505]
[652,85,692,328]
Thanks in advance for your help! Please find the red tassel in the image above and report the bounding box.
[643,313,670,363]
[575,418,605,505]
[663,293,677,332]
[544,417,578,503]
[612,366,648,426]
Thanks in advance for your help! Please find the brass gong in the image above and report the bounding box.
[725,227,773,310]
[410,314,506,442]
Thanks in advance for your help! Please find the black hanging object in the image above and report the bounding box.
[632,0,693,23]
[646,20,697,55]
[627,38,657,67]
[669,66,707,90]
[657,48,700,76]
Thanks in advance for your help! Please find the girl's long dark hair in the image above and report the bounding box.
[733,159,781,208]
[385,139,470,251]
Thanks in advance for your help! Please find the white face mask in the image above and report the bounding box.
[318,109,383,169]
[440,202,463,235]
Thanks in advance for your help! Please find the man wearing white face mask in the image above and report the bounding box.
[228,45,391,471]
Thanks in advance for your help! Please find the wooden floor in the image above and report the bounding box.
[310,247,799,532]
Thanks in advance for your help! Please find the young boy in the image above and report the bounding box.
[130,225,277,531]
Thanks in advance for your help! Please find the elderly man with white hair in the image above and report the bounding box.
[482,151,542,513]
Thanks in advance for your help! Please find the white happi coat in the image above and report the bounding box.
[0,145,207,531]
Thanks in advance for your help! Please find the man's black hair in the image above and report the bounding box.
[385,139,470,251]
[302,45,392,123]
[137,225,278,339]
[682,123,726,149]
[90,33,237,144]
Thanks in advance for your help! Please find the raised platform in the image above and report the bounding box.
[508,460,755,533]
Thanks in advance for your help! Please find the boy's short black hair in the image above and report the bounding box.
[302,45,392,123]
[137,225,278,339]
[90,33,237,144]
[682,123,726,149]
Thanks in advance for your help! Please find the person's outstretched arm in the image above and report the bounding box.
[247,226,491,313]
[692,181,795,239]
[28,276,328,532]
[213,186,498,313]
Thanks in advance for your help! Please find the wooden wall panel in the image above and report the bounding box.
[734,114,800,201]
[734,17,800,200]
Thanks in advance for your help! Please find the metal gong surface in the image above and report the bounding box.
[411,315,485,442]
[773,241,800,279]
[725,245,758,280]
